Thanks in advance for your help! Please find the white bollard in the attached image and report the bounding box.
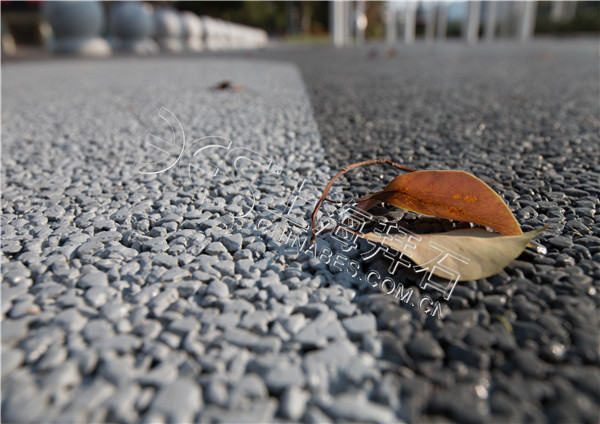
[200,17,214,50]
[110,2,158,55]
[154,7,183,53]
[42,1,111,57]
[181,12,203,52]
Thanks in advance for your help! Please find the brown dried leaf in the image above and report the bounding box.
[357,170,522,235]
[212,81,245,91]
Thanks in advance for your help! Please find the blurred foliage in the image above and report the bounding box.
[176,1,329,36]
[365,1,385,39]
[536,1,600,34]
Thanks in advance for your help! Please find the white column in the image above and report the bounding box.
[484,1,498,42]
[436,2,447,41]
[404,1,417,45]
[551,1,576,22]
[519,1,537,42]
[344,1,353,44]
[424,4,435,43]
[385,2,397,45]
[330,0,346,47]
[355,1,367,45]
[463,1,481,45]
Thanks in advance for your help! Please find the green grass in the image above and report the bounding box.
[284,34,331,44]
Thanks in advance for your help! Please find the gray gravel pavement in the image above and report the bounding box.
[2,39,600,423]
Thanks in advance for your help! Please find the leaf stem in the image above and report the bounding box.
[310,159,416,243]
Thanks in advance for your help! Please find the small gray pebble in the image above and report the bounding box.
[221,233,243,252]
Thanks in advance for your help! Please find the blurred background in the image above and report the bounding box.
[1,1,599,60]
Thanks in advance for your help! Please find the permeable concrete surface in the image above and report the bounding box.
[2,40,599,423]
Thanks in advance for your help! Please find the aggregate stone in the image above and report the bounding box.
[91,231,122,243]
[152,253,178,268]
[138,363,179,387]
[204,399,278,423]
[148,227,168,238]
[83,320,115,343]
[282,289,309,307]
[169,317,201,335]
[1,387,48,422]
[105,383,141,422]
[228,373,268,408]
[240,310,272,333]
[247,241,267,254]
[1,349,24,377]
[321,392,396,422]
[407,333,444,360]
[21,327,65,364]
[513,349,549,379]
[305,406,334,424]
[84,286,114,308]
[64,378,116,413]
[2,240,23,255]
[142,237,169,252]
[296,302,330,318]
[204,280,228,299]
[261,359,306,392]
[280,386,310,421]
[548,236,573,249]
[221,233,243,252]
[213,312,240,330]
[464,326,497,349]
[100,300,130,322]
[37,344,68,371]
[266,283,289,300]
[447,342,490,370]
[341,355,381,384]
[205,242,227,255]
[427,385,488,423]
[294,311,346,348]
[342,314,376,339]
[41,359,82,389]
[2,261,30,283]
[205,380,229,406]
[76,241,104,257]
[99,356,137,386]
[270,321,291,341]
[222,298,256,314]
[77,271,108,289]
[8,301,41,318]
[148,288,179,316]
[223,328,281,353]
[97,334,142,354]
[158,332,181,349]
[159,267,191,282]
[214,260,236,277]
[278,313,306,335]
